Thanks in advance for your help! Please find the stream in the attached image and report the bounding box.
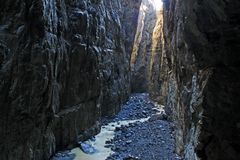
[53,93,181,160]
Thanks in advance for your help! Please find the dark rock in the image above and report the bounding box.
[107,94,179,160]
[52,152,76,160]
[130,0,164,100]
[115,127,122,131]
[161,0,240,159]
[123,155,140,160]
[0,0,142,159]
[148,114,168,122]
[126,140,132,144]
[125,133,132,138]
[104,144,113,148]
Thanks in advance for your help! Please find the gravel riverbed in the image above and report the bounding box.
[53,93,182,160]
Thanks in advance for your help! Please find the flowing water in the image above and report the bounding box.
[52,93,172,160]
[71,118,150,160]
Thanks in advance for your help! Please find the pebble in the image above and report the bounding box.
[79,142,97,154]
[125,133,132,138]
[106,94,181,159]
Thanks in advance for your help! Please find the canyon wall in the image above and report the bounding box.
[162,0,240,159]
[130,0,164,101]
[0,0,141,159]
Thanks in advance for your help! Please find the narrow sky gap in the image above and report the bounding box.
[152,0,163,11]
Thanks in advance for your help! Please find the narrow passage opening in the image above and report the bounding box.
[52,1,179,160]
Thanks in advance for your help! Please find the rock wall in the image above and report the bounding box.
[0,0,141,159]
[130,0,164,99]
[162,0,240,159]
[121,0,142,59]
[101,0,142,117]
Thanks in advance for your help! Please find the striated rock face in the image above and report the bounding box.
[101,0,142,117]
[121,0,142,58]
[161,0,240,159]
[0,0,141,159]
[130,0,164,101]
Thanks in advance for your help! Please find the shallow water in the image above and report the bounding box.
[71,118,150,160]
[53,93,166,160]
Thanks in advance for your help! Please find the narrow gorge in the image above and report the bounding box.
[0,0,239,160]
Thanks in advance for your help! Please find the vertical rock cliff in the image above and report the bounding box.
[130,0,164,102]
[1,0,239,159]
[161,0,240,159]
[0,0,141,159]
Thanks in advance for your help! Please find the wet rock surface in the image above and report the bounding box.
[79,142,97,154]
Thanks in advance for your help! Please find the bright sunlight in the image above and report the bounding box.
[152,0,163,10]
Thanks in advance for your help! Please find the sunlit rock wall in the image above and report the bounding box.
[130,0,164,101]
[0,0,141,159]
[162,0,240,159]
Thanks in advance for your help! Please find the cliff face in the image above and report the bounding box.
[1,0,239,159]
[130,0,164,102]
[101,0,142,116]
[162,0,240,159]
[0,0,141,159]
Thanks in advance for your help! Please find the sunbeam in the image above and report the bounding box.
[152,0,163,10]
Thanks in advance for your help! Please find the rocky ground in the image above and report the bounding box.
[53,93,182,160]
[105,93,181,160]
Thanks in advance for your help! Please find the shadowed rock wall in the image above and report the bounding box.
[0,0,141,159]
[101,0,142,117]
[161,0,240,159]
